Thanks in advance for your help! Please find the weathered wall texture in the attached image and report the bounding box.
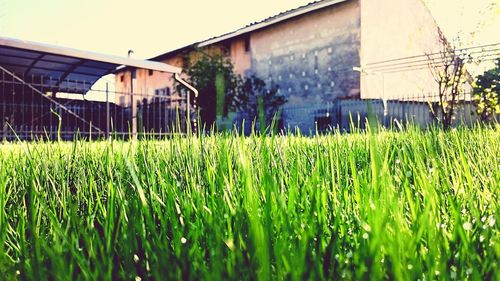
[250,0,361,106]
[360,0,443,100]
[229,38,252,75]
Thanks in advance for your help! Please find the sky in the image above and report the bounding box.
[0,0,498,60]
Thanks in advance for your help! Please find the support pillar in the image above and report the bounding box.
[130,69,137,140]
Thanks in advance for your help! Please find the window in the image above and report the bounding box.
[222,42,231,55]
[154,87,171,96]
[181,57,189,69]
[120,75,124,82]
[149,69,153,76]
[244,35,250,52]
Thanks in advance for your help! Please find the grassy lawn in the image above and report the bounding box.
[0,126,498,280]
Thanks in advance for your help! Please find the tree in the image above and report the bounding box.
[427,32,472,129]
[182,52,286,132]
[473,58,500,122]
[182,54,240,128]
[234,75,285,133]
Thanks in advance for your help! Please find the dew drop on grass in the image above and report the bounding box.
[480,235,485,242]
[463,222,472,231]
[370,202,376,210]
[488,216,495,227]
[362,223,371,232]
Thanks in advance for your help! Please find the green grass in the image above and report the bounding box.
[0,125,498,280]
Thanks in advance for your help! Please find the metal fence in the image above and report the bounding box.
[275,94,484,134]
[229,92,486,135]
[0,63,493,140]
[0,67,189,141]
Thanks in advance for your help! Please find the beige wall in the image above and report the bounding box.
[360,0,444,101]
[229,38,252,75]
[114,56,184,106]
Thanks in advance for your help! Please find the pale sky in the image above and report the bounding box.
[0,0,498,60]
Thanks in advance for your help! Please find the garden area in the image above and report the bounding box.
[0,125,498,280]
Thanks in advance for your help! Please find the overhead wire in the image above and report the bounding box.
[364,48,500,72]
[365,42,500,67]
[367,53,500,74]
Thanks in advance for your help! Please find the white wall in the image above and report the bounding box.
[360,0,444,101]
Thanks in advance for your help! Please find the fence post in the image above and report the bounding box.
[106,82,110,139]
[130,69,137,140]
[186,88,191,134]
[383,98,389,127]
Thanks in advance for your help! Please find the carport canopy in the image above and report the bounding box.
[0,36,182,93]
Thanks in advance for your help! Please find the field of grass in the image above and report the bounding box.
[0,126,498,280]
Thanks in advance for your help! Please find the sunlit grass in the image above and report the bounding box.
[0,125,498,280]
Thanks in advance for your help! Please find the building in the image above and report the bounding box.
[115,0,460,131]
[0,36,193,140]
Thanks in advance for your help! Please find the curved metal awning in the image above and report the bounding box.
[0,36,182,93]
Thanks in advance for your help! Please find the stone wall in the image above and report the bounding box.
[249,0,361,107]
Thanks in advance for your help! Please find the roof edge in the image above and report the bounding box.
[0,36,182,74]
[198,0,349,47]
